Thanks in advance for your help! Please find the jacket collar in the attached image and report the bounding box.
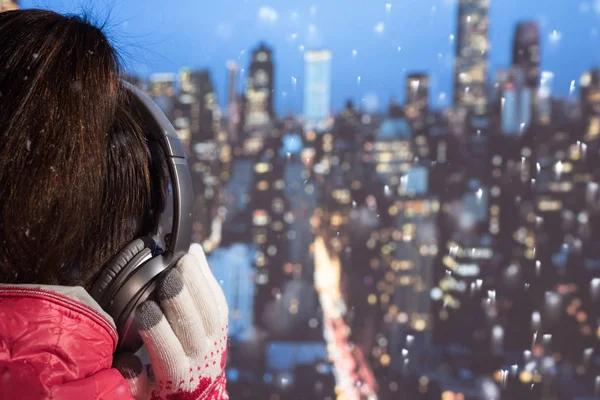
[0,283,116,331]
[0,283,115,327]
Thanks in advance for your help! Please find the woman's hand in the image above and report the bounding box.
[114,247,229,400]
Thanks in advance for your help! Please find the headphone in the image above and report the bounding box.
[89,82,194,354]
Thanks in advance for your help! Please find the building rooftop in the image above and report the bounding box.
[378,118,412,139]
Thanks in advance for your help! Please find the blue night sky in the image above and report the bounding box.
[21,0,600,115]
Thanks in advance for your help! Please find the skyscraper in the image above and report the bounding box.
[0,0,18,11]
[303,50,332,131]
[245,43,274,129]
[501,81,518,134]
[251,149,290,331]
[405,73,429,130]
[372,196,439,373]
[580,68,600,140]
[227,61,241,143]
[178,68,224,246]
[453,0,490,117]
[536,71,554,125]
[372,117,414,189]
[364,118,439,374]
[227,61,238,106]
[179,69,218,143]
[501,68,532,135]
[581,69,600,114]
[512,21,541,89]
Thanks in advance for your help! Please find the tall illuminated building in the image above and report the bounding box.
[250,149,290,332]
[227,61,241,144]
[581,68,600,119]
[179,69,218,143]
[303,50,332,131]
[512,21,540,90]
[245,43,274,129]
[0,0,18,11]
[501,68,532,136]
[580,68,600,217]
[507,21,539,133]
[536,71,554,125]
[371,196,440,372]
[365,116,439,372]
[453,0,490,117]
[372,117,414,189]
[580,68,600,141]
[178,69,226,246]
[227,61,238,106]
[405,73,429,132]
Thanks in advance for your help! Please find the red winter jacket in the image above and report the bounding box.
[0,284,134,399]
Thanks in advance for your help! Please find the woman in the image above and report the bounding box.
[0,9,228,400]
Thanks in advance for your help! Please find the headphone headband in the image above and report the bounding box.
[124,82,194,256]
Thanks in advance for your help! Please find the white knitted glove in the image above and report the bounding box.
[114,247,229,400]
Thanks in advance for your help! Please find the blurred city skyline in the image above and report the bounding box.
[20,0,600,114]
[5,1,600,398]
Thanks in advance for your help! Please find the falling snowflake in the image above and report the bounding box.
[258,6,278,23]
[549,30,562,44]
[569,79,576,94]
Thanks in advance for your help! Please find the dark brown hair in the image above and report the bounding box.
[0,10,166,288]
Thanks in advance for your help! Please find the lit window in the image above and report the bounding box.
[253,210,270,226]
[367,294,377,305]
[255,162,270,173]
[380,354,391,366]
[412,318,427,331]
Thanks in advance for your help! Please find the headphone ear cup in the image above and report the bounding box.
[90,237,156,306]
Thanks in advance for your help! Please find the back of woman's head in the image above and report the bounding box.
[0,9,166,288]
